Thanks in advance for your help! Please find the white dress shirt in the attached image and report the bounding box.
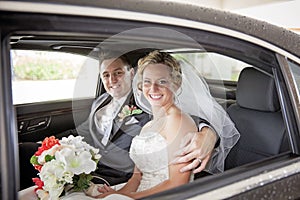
[96,93,129,145]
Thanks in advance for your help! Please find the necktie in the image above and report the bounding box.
[101,100,119,145]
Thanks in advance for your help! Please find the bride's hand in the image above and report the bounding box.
[173,127,217,173]
[97,184,115,193]
[95,184,117,198]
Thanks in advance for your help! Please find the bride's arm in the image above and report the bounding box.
[129,162,191,199]
[117,166,142,194]
[97,166,142,197]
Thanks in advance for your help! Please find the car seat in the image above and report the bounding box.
[225,67,290,170]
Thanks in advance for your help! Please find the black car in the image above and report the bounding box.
[1,0,300,199]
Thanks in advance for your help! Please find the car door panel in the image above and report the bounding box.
[16,98,94,142]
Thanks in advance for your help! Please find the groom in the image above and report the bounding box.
[76,52,218,185]
[77,54,150,185]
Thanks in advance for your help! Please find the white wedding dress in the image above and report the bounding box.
[129,131,169,192]
[19,131,171,200]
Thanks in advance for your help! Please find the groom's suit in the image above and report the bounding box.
[77,92,150,185]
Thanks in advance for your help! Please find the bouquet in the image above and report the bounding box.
[30,135,101,200]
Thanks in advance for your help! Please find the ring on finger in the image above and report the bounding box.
[197,158,202,163]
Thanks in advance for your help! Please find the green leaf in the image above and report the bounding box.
[73,174,93,191]
[30,155,39,165]
[132,109,143,115]
[45,154,55,162]
[124,110,131,115]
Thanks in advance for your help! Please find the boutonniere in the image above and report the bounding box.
[118,105,143,122]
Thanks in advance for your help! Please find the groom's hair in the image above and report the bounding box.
[99,50,132,70]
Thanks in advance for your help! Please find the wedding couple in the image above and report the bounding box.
[68,50,239,199]
[19,50,239,199]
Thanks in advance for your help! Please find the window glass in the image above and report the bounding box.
[11,50,99,104]
[173,52,251,81]
[288,60,300,102]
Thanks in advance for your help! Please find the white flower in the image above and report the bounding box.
[55,147,97,175]
[70,151,97,174]
[31,135,101,199]
[48,184,64,200]
[60,135,84,150]
[60,135,101,161]
[39,160,65,200]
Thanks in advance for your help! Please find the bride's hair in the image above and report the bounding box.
[136,50,182,90]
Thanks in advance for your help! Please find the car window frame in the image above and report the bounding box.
[276,55,300,153]
[1,33,19,200]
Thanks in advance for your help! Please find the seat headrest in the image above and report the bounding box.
[236,67,280,112]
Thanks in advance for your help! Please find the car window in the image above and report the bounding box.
[11,50,99,105]
[288,60,300,102]
[173,52,250,81]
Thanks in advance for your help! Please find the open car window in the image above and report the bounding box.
[10,30,292,192]
[173,52,250,81]
[11,50,99,105]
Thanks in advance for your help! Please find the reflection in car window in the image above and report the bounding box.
[173,52,250,81]
[10,50,99,104]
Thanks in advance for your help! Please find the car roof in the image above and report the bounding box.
[1,0,300,59]
[0,0,300,57]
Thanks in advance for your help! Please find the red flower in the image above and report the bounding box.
[129,105,137,111]
[35,136,60,156]
[32,177,44,191]
[34,164,43,172]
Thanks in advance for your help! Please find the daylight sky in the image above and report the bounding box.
[174,0,299,34]
[232,0,300,31]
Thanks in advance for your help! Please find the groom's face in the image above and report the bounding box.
[100,58,134,99]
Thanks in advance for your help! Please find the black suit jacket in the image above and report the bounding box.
[77,92,150,185]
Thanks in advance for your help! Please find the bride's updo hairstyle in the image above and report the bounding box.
[137,50,182,91]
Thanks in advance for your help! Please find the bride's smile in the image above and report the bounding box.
[142,63,175,109]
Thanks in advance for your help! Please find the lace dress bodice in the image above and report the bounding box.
[129,131,169,192]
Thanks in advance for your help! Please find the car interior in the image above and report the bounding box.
[10,32,292,193]
[225,67,289,170]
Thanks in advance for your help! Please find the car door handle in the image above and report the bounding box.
[26,117,50,131]
[27,121,46,131]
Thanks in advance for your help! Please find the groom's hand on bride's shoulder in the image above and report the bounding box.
[172,127,217,173]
